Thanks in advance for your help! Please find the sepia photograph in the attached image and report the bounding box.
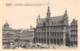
[0,0,80,51]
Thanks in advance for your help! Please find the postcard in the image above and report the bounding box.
[0,0,80,51]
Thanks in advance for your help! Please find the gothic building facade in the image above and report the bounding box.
[34,6,78,47]
[2,6,78,48]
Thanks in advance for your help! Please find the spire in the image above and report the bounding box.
[38,14,40,19]
[3,21,10,29]
[47,6,51,18]
[4,21,9,26]
[64,9,68,17]
[63,9,68,25]
[37,14,40,20]
[72,19,77,24]
[37,14,40,23]
[30,25,32,29]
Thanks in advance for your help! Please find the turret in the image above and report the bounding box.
[63,9,68,25]
[71,19,77,26]
[36,14,40,24]
[2,22,10,31]
[64,9,68,17]
[47,6,51,19]
[70,19,78,47]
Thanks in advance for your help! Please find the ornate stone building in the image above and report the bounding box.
[69,19,78,47]
[2,22,16,48]
[34,6,78,47]
[2,6,78,48]
[2,22,34,48]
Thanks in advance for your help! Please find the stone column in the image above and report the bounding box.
[38,32,39,43]
[46,27,47,44]
[53,32,54,45]
[35,33,37,43]
[43,31,44,44]
[48,28,50,45]
[56,33,57,45]
[63,27,66,46]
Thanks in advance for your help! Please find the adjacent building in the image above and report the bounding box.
[2,22,16,48]
[2,23,34,48]
[69,19,78,47]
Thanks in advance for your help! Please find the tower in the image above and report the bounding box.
[46,6,51,20]
[37,14,40,24]
[2,22,10,31]
[63,9,69,46]
[70,19,78,47]
[63,9,68,25]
